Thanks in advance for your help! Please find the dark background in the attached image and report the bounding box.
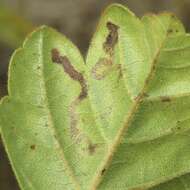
[0,0,190,189]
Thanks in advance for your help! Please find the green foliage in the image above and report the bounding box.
[0,6,34,47]
[1,3,190,190]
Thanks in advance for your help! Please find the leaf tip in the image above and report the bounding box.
[103,3,135,17]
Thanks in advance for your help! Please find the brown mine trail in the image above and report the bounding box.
[92,22,121,81]
[88,141,98,155]
[91,58,113,80]
[160,96,171,103]
[51,48,88,139]
[103,21,119,55]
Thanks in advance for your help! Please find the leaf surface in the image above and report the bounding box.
[1,4,190,190]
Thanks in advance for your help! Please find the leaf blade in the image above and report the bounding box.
[1,4,190,190]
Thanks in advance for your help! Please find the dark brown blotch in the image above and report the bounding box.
[167,29,173,34]
[101,168,106,176]
[51,48,62,63]
[167,28,179,35]
[30,144,36,150]
[91,58,112,80]
[103,22,119,55]
[88,142,98,155]
[160,96,171,103]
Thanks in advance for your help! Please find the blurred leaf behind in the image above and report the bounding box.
[0,5,34,48]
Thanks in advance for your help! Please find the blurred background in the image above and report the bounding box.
[0,0,190,189]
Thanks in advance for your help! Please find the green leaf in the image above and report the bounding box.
[1,3,190,190]
[0,6,34,47]
[150,173,190,190]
